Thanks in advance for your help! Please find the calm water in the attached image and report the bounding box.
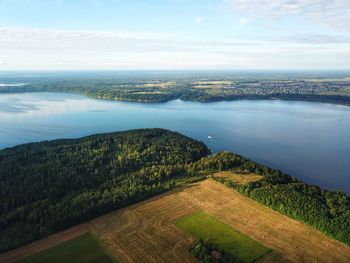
[1,92,349,193]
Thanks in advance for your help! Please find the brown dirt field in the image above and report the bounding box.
[89,180,350,263]
[193,81,233,85]
[212,171,263,185]
[136,82,175,88]
[0,224,88,263]
[89,187,198,263]
[2,180,350,263]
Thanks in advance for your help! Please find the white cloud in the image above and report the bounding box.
[232,17,249,30]
[286,33,350,44]
[225,0,350,30]
[0,27,349,70]
[195,16,205,24]
[238,17,249,26]
[0,27,170,50]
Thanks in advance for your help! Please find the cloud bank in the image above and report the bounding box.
[0,26,349,70]
[225,0,350,30]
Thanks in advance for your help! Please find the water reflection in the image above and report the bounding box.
[0,92,349,193]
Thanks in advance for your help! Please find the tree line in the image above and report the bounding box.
[0,129,349,253]
[236,174,350,246]
[2,78,350,106]
[0,128,209,253]
[209,154,350,246]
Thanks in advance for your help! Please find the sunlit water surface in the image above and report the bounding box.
[1,92,349,193]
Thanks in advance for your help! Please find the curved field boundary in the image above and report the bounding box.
[89,180,350,263]
[2,180,350,263]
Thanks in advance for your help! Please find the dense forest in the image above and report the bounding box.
[0,129,349,253]
[0,129,210,253]
[235,175,350,246]
[206,155,350,246]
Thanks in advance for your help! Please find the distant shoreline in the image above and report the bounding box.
[1,90,350,108]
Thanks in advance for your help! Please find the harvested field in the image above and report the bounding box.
[192,81,233,85]
[193,85,222,89]
[89,187,198,263]
[90,180,350,263]
[135,82,175,88]
[3,180,350,263]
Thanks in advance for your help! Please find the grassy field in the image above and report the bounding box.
[211,171,263,186]
[175,211,270,263]
[16,233,116,263]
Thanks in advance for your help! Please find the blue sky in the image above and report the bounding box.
[0,0,350,70]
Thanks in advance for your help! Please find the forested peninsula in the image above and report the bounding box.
[0,129,349,253]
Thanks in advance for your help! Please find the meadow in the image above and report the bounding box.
[17,233,116,263]
[175,211,270,262]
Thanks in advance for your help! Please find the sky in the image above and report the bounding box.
[0,0,350,70]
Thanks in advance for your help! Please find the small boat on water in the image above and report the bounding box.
[208,136,212,139]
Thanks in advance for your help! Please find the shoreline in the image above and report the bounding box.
[1,90,350,108]
[1,92,349,195]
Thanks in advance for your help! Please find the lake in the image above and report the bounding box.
[1,92,349,193]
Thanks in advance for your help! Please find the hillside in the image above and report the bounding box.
[0,129,349,256]
[0,128,209,253]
